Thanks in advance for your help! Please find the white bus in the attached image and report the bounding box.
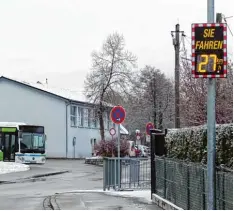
[0,122,46,164]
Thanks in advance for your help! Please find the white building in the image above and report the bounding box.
[0,76,128,158]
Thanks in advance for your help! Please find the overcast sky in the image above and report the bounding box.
[0,0,233,95]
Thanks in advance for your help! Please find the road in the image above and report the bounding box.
[0,159,160,210]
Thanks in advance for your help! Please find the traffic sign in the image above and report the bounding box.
[110,105,126,124]
[136,135,141,140]
[146,122,154,136]
[109,127,116,136]
[191,23,227,78]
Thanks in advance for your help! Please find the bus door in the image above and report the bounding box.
[2,133,17,161]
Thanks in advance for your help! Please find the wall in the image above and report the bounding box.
[0,79,67,158]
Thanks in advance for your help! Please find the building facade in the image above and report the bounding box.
[0,76,125,158]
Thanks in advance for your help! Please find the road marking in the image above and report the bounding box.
[79,197,86,208]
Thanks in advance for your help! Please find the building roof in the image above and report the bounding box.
[0,76,115,108]
[0,75,88,103]
[0,76,129,134]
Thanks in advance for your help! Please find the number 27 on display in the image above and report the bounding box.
[197,54,217,73]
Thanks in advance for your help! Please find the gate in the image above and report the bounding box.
[103,157,151,191]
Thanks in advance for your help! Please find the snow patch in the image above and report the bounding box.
[104,190,151,203]
[85,156,103,160]
[0,162,30,174]
[58,189,152,203]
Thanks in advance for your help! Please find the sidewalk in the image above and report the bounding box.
[51,191,162,210]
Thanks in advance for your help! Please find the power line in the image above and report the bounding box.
[223,14,233,36]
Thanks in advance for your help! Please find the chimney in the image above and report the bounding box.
[46,78,48,88]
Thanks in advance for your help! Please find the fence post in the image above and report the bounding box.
[202,168,206,210]
[103,158,106,191]
[150,131,156,197]
[114,158,116,190]
[155,159,157,194]
[187,164,190,210]
[107,159,110,190]
[164,157,166,199]
[222,172,225,210]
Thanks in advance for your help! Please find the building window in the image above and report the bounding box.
[92,109,97,128]
[83,109,88,127]
[107,111,112,130]
[70,105,77,127]
[87,108,92,128]
[78,107,84,127]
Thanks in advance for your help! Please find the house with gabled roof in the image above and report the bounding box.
[0,76,128,158]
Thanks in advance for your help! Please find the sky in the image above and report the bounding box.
[0,0,233,98]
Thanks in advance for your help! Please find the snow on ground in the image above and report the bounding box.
[0,162,30,174]
[60,189,152,203]
[104,190,151,203]
[85,156,103,160]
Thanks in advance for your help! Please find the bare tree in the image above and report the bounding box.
[123,66,174,134]
[138,66,174,129]
[180,57,233,126]
[84,32,137,140]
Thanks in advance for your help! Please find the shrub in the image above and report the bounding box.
[94,139,129,157]
[165,123,233,168]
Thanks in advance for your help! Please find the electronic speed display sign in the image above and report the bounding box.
[192,23,227,78]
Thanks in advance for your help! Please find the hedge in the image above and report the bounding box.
[165,123,233,168]
[94,139,129,157]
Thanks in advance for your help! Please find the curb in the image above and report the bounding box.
[50,195,61,210]
[46,157,85,160]
[0,170,70,185]
[28,170,70,179]
[152,193,183,210]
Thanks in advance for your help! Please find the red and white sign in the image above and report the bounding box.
[146,135,150,143]
[110,105,126,125]
[109,127,116,136]
[146,122,154,136]
[136,135,141,140]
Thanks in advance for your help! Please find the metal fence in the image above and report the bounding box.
[154,156,233,210]
[103,157,151,191]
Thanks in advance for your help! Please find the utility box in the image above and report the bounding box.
[150,129,167,157]
[150,129,167,197]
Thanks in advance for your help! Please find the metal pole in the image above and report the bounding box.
[175,24,180,128]
[118,124,121,190]
[73,146,75,158]
[207,0,216,209]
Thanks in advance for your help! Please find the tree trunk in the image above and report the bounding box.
[158,101,163,130]
[99,101,105,140]
[153,110,157,129]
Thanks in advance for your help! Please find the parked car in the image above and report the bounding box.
[135,145,150,157]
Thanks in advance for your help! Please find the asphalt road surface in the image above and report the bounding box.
[0,160,160,210]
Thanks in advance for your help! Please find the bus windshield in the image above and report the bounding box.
[21,133,45,153]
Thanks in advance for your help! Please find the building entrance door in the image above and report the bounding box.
[2,133,16,161]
